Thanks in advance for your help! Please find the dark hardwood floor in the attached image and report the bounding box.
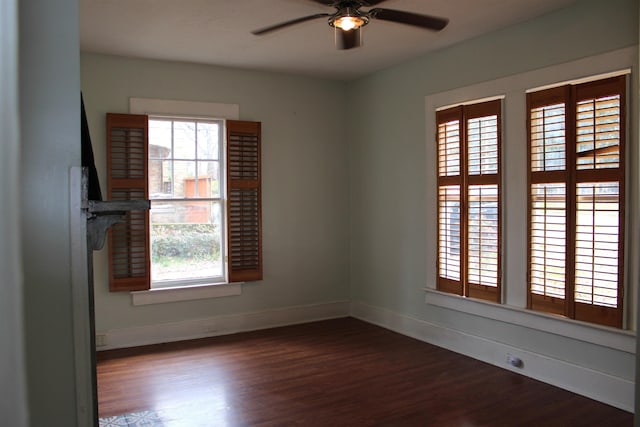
[97,317,632,426]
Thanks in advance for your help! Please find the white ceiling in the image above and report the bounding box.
[79,0,579,81]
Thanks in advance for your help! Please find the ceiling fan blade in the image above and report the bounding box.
[252,13,332,35]
[308,0,389,6]
[369,8,448,31]
[335,27,362,50]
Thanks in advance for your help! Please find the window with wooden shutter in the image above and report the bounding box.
[226,120,263,282]
[106,113,151,292]
[436,100,501,303]
[107,114,263,291]
[527,76,625,328]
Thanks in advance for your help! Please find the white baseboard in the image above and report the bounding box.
[350,301,634,412]
[97,300,350,351]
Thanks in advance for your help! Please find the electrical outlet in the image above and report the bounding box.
[95,334,107,347]
[506,354,523,368]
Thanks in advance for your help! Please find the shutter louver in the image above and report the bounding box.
[574,183,620,308]
[530,102,566,172]
[438,185,462,295]
[529,183,567,315]
[106,113,151,292]
[576,94,621,170]
[467,184,499,288]
[227,120,262,282]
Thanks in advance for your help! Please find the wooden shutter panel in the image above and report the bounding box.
[527,76,625,328]
[572,76,625,328]
[437,107,464,296]
[106,113,151,292]
[226,120,263,282]
[527,86,570,315]
[464,100,501,303]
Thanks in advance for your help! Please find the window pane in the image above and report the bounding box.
[173,121,196,159]
[198,161,220,198]
[149,120,172,158]
[467,115,498,175]
[438,120,460,176]
[530,183,566,299]
[150,201,223,282]
[173,161,197,198]
[467,185,498,287]
[576,95,620,170]
[438,185,461,281]
[149,159,172,197]
[574,182,620,307]
[197,122,220,160]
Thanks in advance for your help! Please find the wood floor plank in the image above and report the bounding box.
[97,317,632,426]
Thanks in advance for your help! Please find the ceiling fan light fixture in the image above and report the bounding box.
[332,15,366,31]
[330,6,369,31]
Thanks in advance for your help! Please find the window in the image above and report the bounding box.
[148,118,225,287]
[106,113,262,292]
[527,76,626,328]
[436,100,502,303]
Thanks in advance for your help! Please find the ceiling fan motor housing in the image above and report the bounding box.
[329,3,370,30]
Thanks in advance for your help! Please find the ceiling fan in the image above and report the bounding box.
[252,0,449,50]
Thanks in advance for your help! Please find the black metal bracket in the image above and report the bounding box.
[83,200,150,250]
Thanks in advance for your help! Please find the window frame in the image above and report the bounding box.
[436,99,503,303]
[526,76,627,328]
[147,116,227,289]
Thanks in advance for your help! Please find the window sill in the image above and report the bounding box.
[132,282,242,306]
[424,288,635,353]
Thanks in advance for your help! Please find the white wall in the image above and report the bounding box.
[81,54,351,336]
[19,0,81,424]
[348,0,638,412]
[1,0,28,425]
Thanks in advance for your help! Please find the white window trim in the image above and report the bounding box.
[129,98,241,305]
[425,47,638,349]
[130,98,239,120]
[132,282,242,306]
